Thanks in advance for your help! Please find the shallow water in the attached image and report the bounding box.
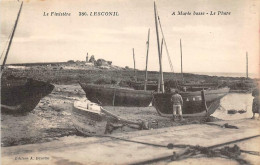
[212,93,254,120]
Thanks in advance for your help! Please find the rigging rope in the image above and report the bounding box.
[156,8,180,89]
[76,124,260,154]
[129,134,260,165]
[157,15,174,73]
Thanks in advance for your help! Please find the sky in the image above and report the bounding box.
[0,0,259,75]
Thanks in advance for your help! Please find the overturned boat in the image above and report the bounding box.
[72,99,149,136]
[1,2,54,114]
[79,83,153,107]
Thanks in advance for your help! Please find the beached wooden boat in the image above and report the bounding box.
[151,2,230,117]
[79,83,153,107]
[72,99,149,135]
[1,2,54,114]
[1,76,54,114]
[153,87,230,117]
[179,82,219,92]
[127,81,158,91]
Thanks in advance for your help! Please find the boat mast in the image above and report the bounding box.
[180,39,184,83]
[144,29,150,91]
[154,2,164,93]
[160,39,163,67]
[157,38,163,92]
[133,48,137,81]
[157,38,164,92]
[1,2,23,72]
[246,52,248,79]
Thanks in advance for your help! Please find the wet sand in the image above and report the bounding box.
[1,84,219,147]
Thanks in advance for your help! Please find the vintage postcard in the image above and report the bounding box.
[1,0,259,164]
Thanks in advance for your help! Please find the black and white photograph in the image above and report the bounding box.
[1,0,259,164]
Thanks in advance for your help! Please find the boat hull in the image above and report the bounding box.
[79,83,153,107]
[72,100,108,135]
[1,76,54,114]
[153,87,230,117]
[72,99,143,136]
[128,81,158,91]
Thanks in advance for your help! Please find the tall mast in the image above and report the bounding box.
[160,39,163,65]
[1,2,23,72]
[154,2,164,93]
[157,38,164,92]
[180,39,184,83]
[246,52,248,79]
[144,29,150,91]
[133,48,137,81]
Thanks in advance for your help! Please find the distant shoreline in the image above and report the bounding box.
[192,72,258,79]
[3,61,258,79]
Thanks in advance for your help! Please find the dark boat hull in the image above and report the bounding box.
[153,87,230,117]
[128,81,158,91]
[79,83,153,107]
[1,76,54,114]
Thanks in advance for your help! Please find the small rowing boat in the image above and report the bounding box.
[72,99,149,136]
